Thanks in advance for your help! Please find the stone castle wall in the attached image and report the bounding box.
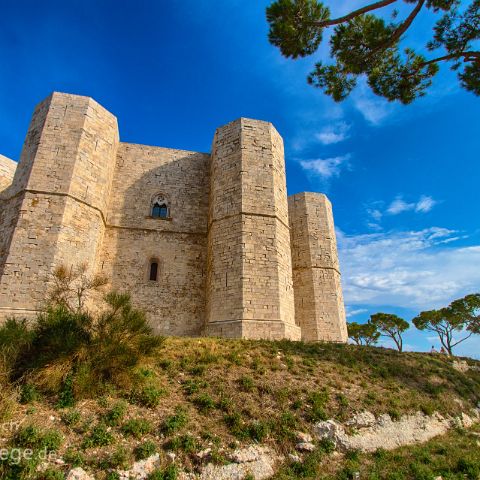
[0,155,16,192]
[288,192,348,342]
[97,143,210,336]
[205,119,300,340]
[0,92,347,342]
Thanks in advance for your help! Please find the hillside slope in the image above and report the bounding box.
[1,338,479,479]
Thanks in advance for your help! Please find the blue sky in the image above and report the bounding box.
[1,0,479,357]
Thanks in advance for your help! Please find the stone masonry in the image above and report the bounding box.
[0,92,347,342]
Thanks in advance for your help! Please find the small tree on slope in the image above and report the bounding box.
[370,313,410,352]
[413,293,480,355]
[347,321,380,346]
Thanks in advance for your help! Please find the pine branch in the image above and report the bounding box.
[312,0,398,27]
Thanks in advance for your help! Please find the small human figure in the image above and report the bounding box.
[430,345,438,354]
[440,346,447,355]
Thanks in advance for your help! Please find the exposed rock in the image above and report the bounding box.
[199,445,278,480]
[117,454,161,479]
[345,411,376,428]
[66,468,95,480]
[452,360,470,373]
[295,442,315,452]
[295,431,313,443]
[196,448,212,461]
[314,412,452,452]
[288,453,301,463]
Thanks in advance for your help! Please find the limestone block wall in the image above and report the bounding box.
[0,155,17,193]
[206,118,300,340]
[97,143,210,336]
[0,92,118,321]
[288,192,347,342]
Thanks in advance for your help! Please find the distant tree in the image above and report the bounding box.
[412,293,480,355]
[266,0,480,104]
[347,321,380,346]
[369,313,409,352]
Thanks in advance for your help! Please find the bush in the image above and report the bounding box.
[135,441,157,460]
[192,393,215,413]
[82,423,114,448]
[105,401,128,426]
[130,385,165,408]
[7,292,164,400]
[162,407,188,435]
[13,425,62,452]
[147,464,178,480]
[19,383,40,404]
[165,434,198,453]
[61,409,81,427]
[121,418,152,438]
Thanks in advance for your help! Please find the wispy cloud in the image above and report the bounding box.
[387,195,437,215]
[415,195,437,213]
[364,195,438,229]
[351,79,396,125]
[338,227,479,311]
[315,122,350,145]
[300,154,351,179]
[345,307,368,317]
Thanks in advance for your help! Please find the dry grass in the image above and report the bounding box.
[1,337,479,479]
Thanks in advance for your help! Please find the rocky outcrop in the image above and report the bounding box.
[314,410,478,452]
[198,446,279,480]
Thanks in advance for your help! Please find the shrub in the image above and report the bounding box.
[131,385,165,408]
[19,383,40,404]
[121,418,152,438]
[99,446,129,470]
[63,448,85,467]
[165,434,198,453]
[105,401,128,426]
[238,376,255,392]
[57,373,75,408]
[162,407,188,435]
[61,409,81,427]
[135,440,157,460]
[13,425,62,452]
[306,390,329,422]
[10,291,164,400]
[147,464,178,480]
[37,469,64,480]
[82,423,114,448]
[192,393,215,413]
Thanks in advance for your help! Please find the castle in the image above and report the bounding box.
[0,92,347,342]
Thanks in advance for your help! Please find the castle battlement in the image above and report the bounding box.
[0,92,347,342]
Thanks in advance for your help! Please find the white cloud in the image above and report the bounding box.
[337,227,480,311]
[351,80,395,125]
[386,195,438,216]
[415,195,437,213]
[315,122,350,145]
[345,307,368,317]
[387,198,416,215]
[300,154,351,179]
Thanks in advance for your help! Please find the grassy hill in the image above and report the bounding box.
[1,336,479,479]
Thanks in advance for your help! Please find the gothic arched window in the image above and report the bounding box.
[151,194,169,219]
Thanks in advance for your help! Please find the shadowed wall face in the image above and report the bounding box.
[97,143,210,336]
[289,192,348,342]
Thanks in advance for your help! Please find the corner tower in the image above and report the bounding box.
[288,192,348,342]
[205,118,300,340]
[0,92,118,320]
